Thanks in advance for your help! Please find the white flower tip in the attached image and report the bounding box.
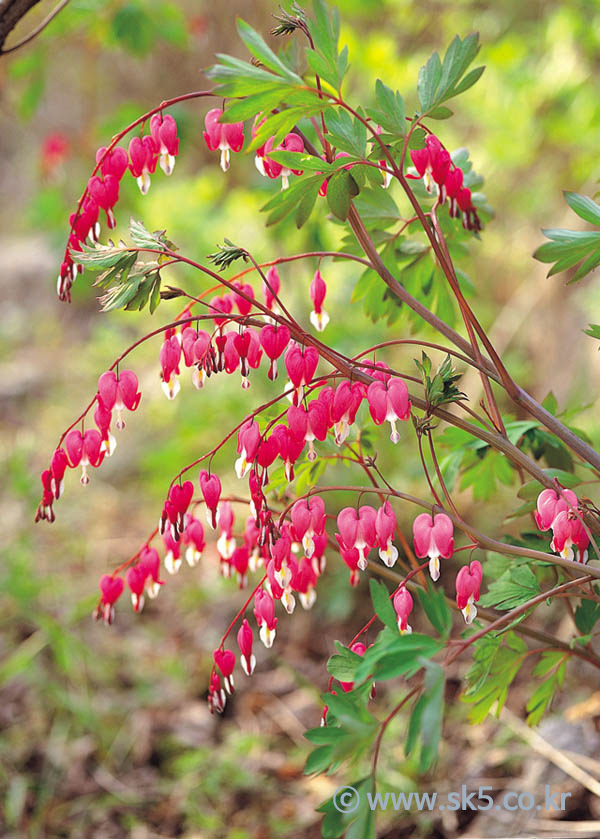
[161,377,180,400]
[259,624,275,648]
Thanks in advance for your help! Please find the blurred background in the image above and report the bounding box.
[2,1,600,837]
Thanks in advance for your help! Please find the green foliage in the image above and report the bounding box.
[414,351,466,410]
[316,776,375,839]
[207,239,249,271]
[462,633,527,723]
[526,652,566,726]
[304,692,378,776]
[353,630,442,683]
[74,219,172,312]
[367,79,406,137]
[261,173,324,227]
[534,192,600,281]
[417,33,484,114]
[574,591,600,634]
[479,562,540,611]
[416,582,453,639]
[307,0,349,92]
[405,661,445,771]
[324,110,367,158]
[326,169,360,220]
[369,579,397,630]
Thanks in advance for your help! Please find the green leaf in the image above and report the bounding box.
[526,652,566,726]
[574,592,600,634]
[462,632,527,723]
[369,579,397,630]
[405,661,445,771]
[236,18,303,84]
[265,150,334,172]
[564,191,600,226]
[370,79,405,135]
[325,110,367,158]
[354,631,442,684]
[305,744,335,775]
[417,583,452,638]
[261,174,324,226]
[418,34,483,113]
[327,642,366,682]
[479,564,540,611]
[428,105,453,119]
[418,50,442,111]
[326,169,359,221]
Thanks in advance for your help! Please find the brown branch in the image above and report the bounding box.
[0,0,68,54]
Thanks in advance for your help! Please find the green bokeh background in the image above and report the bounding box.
[1,1,600,836]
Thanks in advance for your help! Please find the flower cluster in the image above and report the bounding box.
[409,133,481,232]
[58,115,181,301]
[535,487,590,563]
[36,369,141,521]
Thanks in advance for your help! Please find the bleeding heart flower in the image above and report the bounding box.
[150,113,180,175]
[263,265,281,310]
[254,589,278,648]
[366,378,411,443]
[263,132,304,189]
[375,502,398,567]
[237,618,256,675]
[393,587,413,633]
[291,496,326,558]
[284,344,319,403]
[332,380,365,445]
[126,565,147,613]
[203,108,244,171]
[455,560,482,624]
[412,512,454,581]
[213,648,235,694]
[182,516,206,566]
[64,428,105,484]
[551,511,590,564]
[160,332,182,399]
[97,369,141,429]
[128,135,159,194]
[336,506,377,571]
[235,419,262,478]
[259,323,291,380]
[199,470,222,529]
[87,174,119,228]
[535,488,579,532]
[309,269,329,332]
[138,546,164,598]
[96,145,129,181]
[97,574,124,624]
